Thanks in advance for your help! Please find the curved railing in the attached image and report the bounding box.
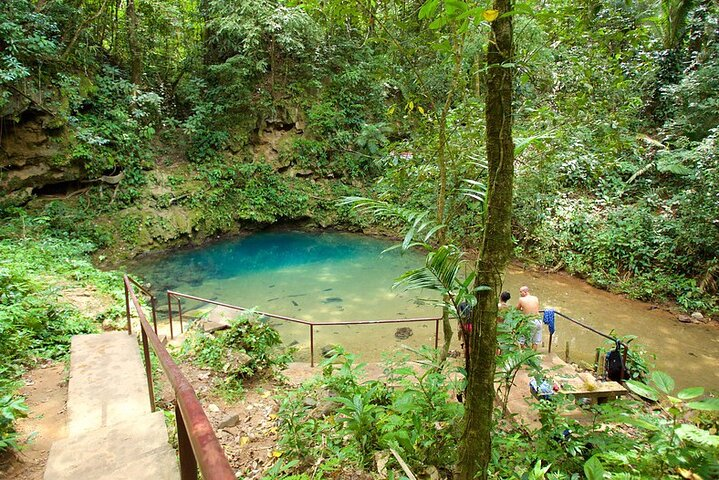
[124,275,234,480]
[166,290,444,367]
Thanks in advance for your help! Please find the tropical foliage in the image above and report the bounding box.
[273,349,719,479]
[179,311,294,399]
[2,0,719,474]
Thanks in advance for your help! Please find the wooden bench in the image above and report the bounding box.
[558,372,628,404]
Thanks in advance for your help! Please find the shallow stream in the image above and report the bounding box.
[129,231,719,391]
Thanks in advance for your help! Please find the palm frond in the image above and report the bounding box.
[461,178,487,203]
[341,196,445,248]
[496,349,541,379]
[394,245,465,297]
[514,132,554,156]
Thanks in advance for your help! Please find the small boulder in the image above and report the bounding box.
[425,466,441,480]
[223,351,253,375]
[218,414,240,429]
[691,312,705,322]
[294,169,314,178]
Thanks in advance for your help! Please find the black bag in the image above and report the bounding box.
[606,342,629,381]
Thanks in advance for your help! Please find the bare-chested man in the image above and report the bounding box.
[517,286,539,315]
[517,286,542,350]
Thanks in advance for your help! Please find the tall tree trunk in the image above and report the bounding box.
[126,0,142,85]
[458,0,514,478]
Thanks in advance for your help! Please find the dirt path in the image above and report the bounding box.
[0,363,68,480]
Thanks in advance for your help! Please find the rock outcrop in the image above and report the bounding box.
[0,110,80,197]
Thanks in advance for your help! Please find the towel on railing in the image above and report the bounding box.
[543,309,556,334]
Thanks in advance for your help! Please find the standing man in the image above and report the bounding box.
[517,286,542,350]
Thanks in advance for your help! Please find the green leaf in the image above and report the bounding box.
[419,0,440,19]
[454,7,485,21]
[428,16,447,29]
[651,371,675,394]
[499,3,535,18]
[621,416,661,431]
[677,387,704,400]
[514,132,554,156]
[656,160,692,175]
[674,424,719,447]
[625,380,659,401]
[687,398,719,411]
[445,0,468,14]
[583,455,605,480]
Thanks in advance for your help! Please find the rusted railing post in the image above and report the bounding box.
[176,402,198,480]
[310,325,315,368]
[151,297,158,335]
[565,341,570,362]
[178,298,184,333]
[434,318,439,350]
[167,291,174,340]
[141,329,156,412]
[124,280,132,335]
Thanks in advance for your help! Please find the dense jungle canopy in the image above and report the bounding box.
[1,0,719,478]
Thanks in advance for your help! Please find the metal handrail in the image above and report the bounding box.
[125,275,159,335]
[541,309,629,380]
[166,290,444,367]
[124,275,234,480]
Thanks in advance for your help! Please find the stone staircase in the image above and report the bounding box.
[45,332,180,480]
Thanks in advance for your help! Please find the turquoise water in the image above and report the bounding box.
[129,230,719,389]
[130,231,441,359]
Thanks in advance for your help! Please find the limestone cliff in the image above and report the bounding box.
[0,109,81,200]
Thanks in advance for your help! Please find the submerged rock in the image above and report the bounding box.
[394,327,413,340]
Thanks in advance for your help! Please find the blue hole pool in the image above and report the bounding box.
[130,231,442,360]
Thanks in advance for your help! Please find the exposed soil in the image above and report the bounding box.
[153,357,392,479]
[58,285,114,320]
[0,362,68,480]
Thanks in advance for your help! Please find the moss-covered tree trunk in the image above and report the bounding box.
[458,0,514,478]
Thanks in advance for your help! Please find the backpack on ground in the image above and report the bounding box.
[606,342,629,381]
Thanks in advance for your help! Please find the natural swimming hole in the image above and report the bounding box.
[130,230,719,390]
[129,230,442,360]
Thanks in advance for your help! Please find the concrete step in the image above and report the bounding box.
[45,411,179,480]
[66,332,151,436]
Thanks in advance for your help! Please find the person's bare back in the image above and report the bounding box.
[517,285,539,315]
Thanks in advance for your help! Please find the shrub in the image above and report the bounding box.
[180,311,293,398]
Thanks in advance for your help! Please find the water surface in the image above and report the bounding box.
[130,231,719,391]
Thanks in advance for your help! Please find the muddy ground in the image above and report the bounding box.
[0,363,68,480]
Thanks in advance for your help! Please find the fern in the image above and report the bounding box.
[675,424,719,448]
